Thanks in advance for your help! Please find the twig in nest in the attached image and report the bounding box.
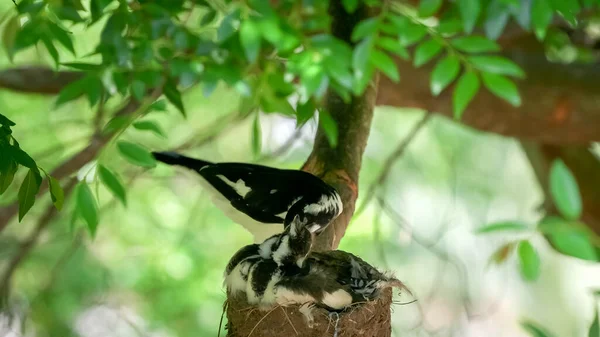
[392,299,418,306]
[280,306,298,336]
[328,312,341,337]
[247,305,281,337]
[218,300,228,337]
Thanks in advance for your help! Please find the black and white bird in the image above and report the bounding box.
[225,241,406,320]
[152,151,343,243]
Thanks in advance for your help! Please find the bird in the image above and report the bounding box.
[224,212,316,296]
[225,241,407,320]
[152,151,343,243]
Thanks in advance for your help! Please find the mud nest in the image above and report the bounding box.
[225,288,393,337]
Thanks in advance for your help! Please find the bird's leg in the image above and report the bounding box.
[299,302,316,328]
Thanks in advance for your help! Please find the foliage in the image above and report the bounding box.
[0,0,598,335]
[0,0,595,230]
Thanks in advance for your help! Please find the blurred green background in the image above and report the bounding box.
[1,1,599,336]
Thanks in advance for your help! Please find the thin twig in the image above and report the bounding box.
[355,112,432,217]
[247,305,280,337]
[280,306,299,336]
[218,300,228,337]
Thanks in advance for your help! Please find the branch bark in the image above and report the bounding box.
[377,32,600,144]
[0,66,83,94]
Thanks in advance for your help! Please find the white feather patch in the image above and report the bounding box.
[272,236,291,264]
[225,259,255,294]
[275,287,316,306]
[216,174,252,197]
[322,289,353,310]
[303,193,343,216]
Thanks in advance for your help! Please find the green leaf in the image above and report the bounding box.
[0,113,16,127]
[319,110,338,148]
[0,160,17,194]
[2,15,20,60]
[589,307,599,337]
[296,99,316,125]
[481,72,521,106]
[451,36,500,53]
[458,0,481,33]
[199,9,217,26]
[46,21,75,54]
[370,50,399,82]
[468,55,526,78]
[132,120,166,138]
[216,8,240,43]
[10,146,37,169]
[418,0,443,17]
[377,37,409,59]
[351,17,379,42]
[240,19,261,63]
[251,113,261,157]
[97,165,126,206]
[476,221,529,234]
[55,76,90,107]
[549,159,582,220]
[517,240,541,281]
[164,80,186,117]
[548,0,579,27]
[430,55,460,96]
[399,23,427,47]
[301,65,328,98]
[414,39,443,67]
[131,80,146,101]
[76,182,99,236]
[47,175,64,211]
[117,141,157,168]
[550,229,598,261]
[17,169,42,221]
[41,36,60,66]
[261,94,296,116]
[452,71,480,119]
[531,0,553,39]
[342,0,359,13]
[484,1,510,40]
[521,320,555,337]
[352,36,374,73]
[149,99,168,113]
[102,116,131,135]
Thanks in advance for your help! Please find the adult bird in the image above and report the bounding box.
[152,151,343,243]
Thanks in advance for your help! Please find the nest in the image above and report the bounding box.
[225,288,394,337]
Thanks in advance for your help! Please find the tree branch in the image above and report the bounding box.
[0,67,83,94]
[299,3,380,251]
[378,32,600,144]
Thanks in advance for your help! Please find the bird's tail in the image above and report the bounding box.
[152,151,212,171]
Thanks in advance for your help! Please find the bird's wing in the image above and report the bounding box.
[199,163,310,224]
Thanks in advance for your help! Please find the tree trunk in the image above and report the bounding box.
[224,2,394,336]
